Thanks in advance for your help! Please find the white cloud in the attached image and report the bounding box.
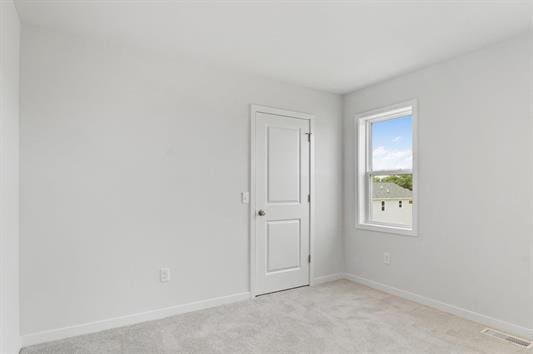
[392,136,402,143]
[373,146,412,171]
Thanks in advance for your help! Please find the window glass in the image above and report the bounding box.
[371,116,413,172]
[370,175,413,227]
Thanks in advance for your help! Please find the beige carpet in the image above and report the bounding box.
[22,280,526,354]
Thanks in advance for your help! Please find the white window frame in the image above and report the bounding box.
[355,99,418,237]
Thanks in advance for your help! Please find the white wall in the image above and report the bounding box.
[0,0,21,352]
[20,25,343,337]
[344,34,533,332]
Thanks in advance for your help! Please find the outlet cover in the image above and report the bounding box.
[160,268,170,282]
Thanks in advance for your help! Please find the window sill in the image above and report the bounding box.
[356,223,418,237]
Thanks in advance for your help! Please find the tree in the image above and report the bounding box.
[373,174,412,191]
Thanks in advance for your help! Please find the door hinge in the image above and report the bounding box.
[307,194,311,203]
[308,254,311,263]
[305,132,311,142]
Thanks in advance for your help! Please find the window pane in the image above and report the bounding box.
[371,115,412,171]
[370,175,413,227]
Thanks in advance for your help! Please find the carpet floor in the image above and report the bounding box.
[22,280,526,354]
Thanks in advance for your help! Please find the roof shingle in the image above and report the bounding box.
[372,182,412,199]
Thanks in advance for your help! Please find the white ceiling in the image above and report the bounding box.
[15,1,533,94]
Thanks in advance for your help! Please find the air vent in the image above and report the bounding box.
[481,328,532,348]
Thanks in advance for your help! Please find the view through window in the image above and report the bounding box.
[370,115,413,227]
[357,103,416,233]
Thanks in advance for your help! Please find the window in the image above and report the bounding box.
[356,101,417,236]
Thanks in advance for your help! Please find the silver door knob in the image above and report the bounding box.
[258,209,266,216]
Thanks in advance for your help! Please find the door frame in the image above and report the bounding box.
[249,104,315,298]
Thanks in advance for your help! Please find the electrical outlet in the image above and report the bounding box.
[160,268,170,282]
[241,192,249,204]
[383,252,391,265]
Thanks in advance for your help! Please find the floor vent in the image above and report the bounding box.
[481,328,532,348]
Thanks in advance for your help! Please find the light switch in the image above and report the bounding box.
[241,192,249,204]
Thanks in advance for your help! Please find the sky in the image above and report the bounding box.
[372,115,412,171]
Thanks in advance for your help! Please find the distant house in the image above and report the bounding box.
[372,182,412,226]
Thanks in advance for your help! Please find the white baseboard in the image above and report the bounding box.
[23,274,533,347]
[343,273,533,340]
[22,291,250,347]
[312,273,344,285]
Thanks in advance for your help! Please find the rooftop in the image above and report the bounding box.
[372,182,412,200]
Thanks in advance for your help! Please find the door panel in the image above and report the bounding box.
[267,127,301,204]
[267,219,301,273]
[254,111,310,295]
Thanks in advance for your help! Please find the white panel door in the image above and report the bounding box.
[254,111,310,295]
